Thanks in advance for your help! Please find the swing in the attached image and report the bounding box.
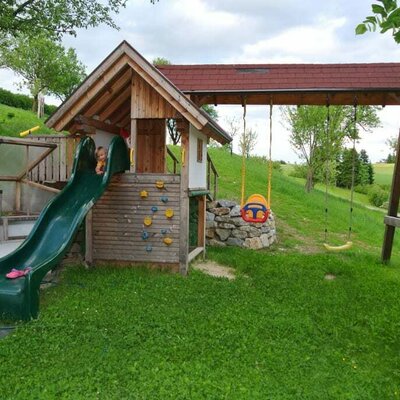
[240,99,273,223]
[323,98,357,251]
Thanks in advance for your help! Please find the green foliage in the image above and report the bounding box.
[282,105,380,192]
[0,88,57,115]
[368,184,389,207]
[201,104,219,121]
[0,0,128,41]
[152,57,171,65]
[1,35,86,109]
[356,0,400,43]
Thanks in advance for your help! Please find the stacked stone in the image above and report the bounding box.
[206,200,276,249]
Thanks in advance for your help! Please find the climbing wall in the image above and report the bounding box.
[92,173,180,265]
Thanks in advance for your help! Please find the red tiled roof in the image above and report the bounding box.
[156,63,400,92]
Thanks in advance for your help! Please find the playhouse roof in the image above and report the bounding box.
[46,41,231,144]
[156,63,400,106]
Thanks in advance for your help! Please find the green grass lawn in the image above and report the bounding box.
[0,104,58,137]
[1,147,400,399]
[374,163,395,186]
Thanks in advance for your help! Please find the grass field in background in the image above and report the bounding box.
[374,163,395,186]
[0,104,58,137]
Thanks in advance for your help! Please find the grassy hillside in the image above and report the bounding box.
[207,147,400,262]
[0,104,58,137]
[374,163,395,186]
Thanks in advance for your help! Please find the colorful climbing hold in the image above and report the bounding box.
[165,208,174,218]
[155,180,165,189]
[142,230,149,240]
[160,196,168,203]
[140,190,148,198]
[151,206,158,213]
[144,216,152,226]
[146,245,153,252]
[163,237,173,245]
[160,228,168,235]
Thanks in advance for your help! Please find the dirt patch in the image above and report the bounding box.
[192,261,236,280]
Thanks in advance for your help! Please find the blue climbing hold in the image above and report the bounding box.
[146,245,152,252]
[160,196,168,203]
[161,228,167,235]
[151,206,158,213]
[142,230,149,240]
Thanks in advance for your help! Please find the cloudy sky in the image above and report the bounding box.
[2,0,400,162]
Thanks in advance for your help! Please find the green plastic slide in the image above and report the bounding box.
[0,135,129,320]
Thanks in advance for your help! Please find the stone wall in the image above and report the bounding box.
[206,200,276,249]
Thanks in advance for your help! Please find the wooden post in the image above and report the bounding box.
[85,209,93,265]
[198,195,206,259]
[26,145,31,216]
[382,129,400,263]
[15,181,21,212]
[130,119,137,173]
[179,131,190,275]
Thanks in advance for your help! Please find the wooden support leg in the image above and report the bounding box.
[85,209,93,266]
[179,131,189,275]
[198,195,206,260]
[382,129,400,264]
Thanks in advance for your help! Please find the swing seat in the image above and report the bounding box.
[323,241,353,252]
[241,194,270,223]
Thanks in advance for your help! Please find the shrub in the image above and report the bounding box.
[0,87,58,116]
[368,185,389,207]
[354,184,369,195]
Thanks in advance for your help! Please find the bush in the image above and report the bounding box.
[354,184,369,195]
[0,87,57,116]
[368,185,389,207]
[289,164,308,179]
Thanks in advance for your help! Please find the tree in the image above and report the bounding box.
[359,149,374,184]
[356,1,400,43]
[239,127,258,158]
[385,135,398,162]
[1,35,86,112]
[282,105,380,192]
[0,0,130,42]
[152,57,171,66]
[224,116,241,155]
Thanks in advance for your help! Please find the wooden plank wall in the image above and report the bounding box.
[131,73,178,119]
[136,119,166,173]
[28,136,80,183]
[92,173,181,264]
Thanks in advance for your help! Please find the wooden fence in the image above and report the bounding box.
[27,135,80,183]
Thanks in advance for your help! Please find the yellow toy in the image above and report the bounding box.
[19,126,40,137]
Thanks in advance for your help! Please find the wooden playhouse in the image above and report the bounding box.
[46,41,231,274]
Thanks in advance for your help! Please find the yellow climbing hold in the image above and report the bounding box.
[165,208,174,218]
[155,180,165,189]
[140,190,148,198]
[163,237,173,245]
[143,216,152,226]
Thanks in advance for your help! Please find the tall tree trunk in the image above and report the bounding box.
[32,93,38,113]
[305,167,314,192]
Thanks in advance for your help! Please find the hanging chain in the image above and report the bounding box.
[267,99,273,209]
[240,97,247,207]
[348,97,358,241]
[324,97,330,243]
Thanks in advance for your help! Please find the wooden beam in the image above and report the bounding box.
[188,247,205,263]
[0,176,18,181]
[109,98,131,125]
[21,179,61,194]
[179,130,190,275]
[74,115,120,135]
[0,138,56,148]
[52,54,130,131]
[384,216,400,228]
[85,209,93,265]
[382,129,400,263]
[83,67,132,117]
[198,195,206,259]
[16,146,55,180]
[98,84,131,121]
[130,119,137,173]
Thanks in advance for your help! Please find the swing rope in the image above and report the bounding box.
[324,100,330,243]
[348,99,358,241]
[240,97,247,208]
[267,100,273,209]
[323,98,357,251]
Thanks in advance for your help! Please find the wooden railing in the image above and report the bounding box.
[166,146,179,174]
[207,153,219,200]
[27,135,80,183]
